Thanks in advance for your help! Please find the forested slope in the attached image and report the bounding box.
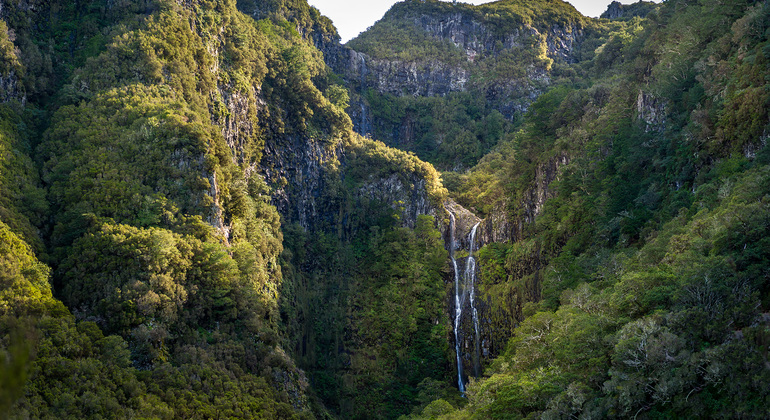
[396,0,770,418]
[1,0,769,419]
[0,0,446,418]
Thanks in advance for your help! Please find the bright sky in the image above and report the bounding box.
[308,0,661,43]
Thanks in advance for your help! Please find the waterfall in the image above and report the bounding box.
[467,223,481,378]
[450,213,482,394]
[449,213,465,394]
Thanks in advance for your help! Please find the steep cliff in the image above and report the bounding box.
[0,20,23,104]
[600,0,658,20]
[323,0,595,169]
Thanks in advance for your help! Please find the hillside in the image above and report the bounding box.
[1,0,769,419]
[0,0,445,418]
[331,0,604,170]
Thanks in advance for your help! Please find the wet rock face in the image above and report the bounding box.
[442,153,567,376]
[444,199,481,251]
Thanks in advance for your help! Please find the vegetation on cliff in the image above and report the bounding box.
[342,0,619,171]
[404,0,770,418]
[1,0,769,419]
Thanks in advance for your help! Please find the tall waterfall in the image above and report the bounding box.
[449,213,465,393]
[450,212,482,393]
[467,223,481,378]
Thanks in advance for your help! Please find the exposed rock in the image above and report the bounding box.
[444,153,569,373]
[269,348,312,413]
[0,71,24,105]
[443,198,481,251]
[637,90,666,132]
[408,11,582,64]
[602,1,626,20]
[601,1,658,20]
[260,131,342,231]
[744,129,768,160]
[324,5,584,145]
[479,153,569,244]
[346,52,470,98]
[212,84,260,166]
[359,173,438,229]
[480,199,511,244]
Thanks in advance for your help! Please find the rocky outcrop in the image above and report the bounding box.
[321,2,585,154]
[212,84,261,166]
[602,1,626,20]
[260,132,343,231]
[636,90,666,132]
[478,153,569,244]
[601,1,658,20]
[0,70,23,104]
[358,173,439,229]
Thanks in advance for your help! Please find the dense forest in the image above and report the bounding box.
[1,0,769,419]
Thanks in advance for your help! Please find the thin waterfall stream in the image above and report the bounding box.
[449,211,482,394]
[449,213,465,393]
[467,223,481,378]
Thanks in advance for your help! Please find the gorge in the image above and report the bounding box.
[1,0,770,419]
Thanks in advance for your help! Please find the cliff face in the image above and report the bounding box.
[260,132,344,231]
[473,153,569,245]
[449,153,565,369]
[600,0,658,20]
[257,126,444,233]
[0,70,23,104]
[636,90,667,133]
[227,5,445,233]
[412,12,581,64]
[319,1,586,169]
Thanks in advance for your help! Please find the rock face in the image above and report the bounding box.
[636,90,666,132]
[259,130,445,233]
[601,1,658,20]
[478,153,569,245]
[344,51,471,98]
[410,12,580,64]
[259,132,342,231]
[602,1,626,20]
[0,71,24,104]
[444,198,481,249]
[324,2,585,144]
[359,173,439,228]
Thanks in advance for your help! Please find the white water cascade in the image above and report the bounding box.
[449,213,465,393]
[450,212,482,394]
[467,223,481,378]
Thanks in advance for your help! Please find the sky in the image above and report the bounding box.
[307,0,661,43]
